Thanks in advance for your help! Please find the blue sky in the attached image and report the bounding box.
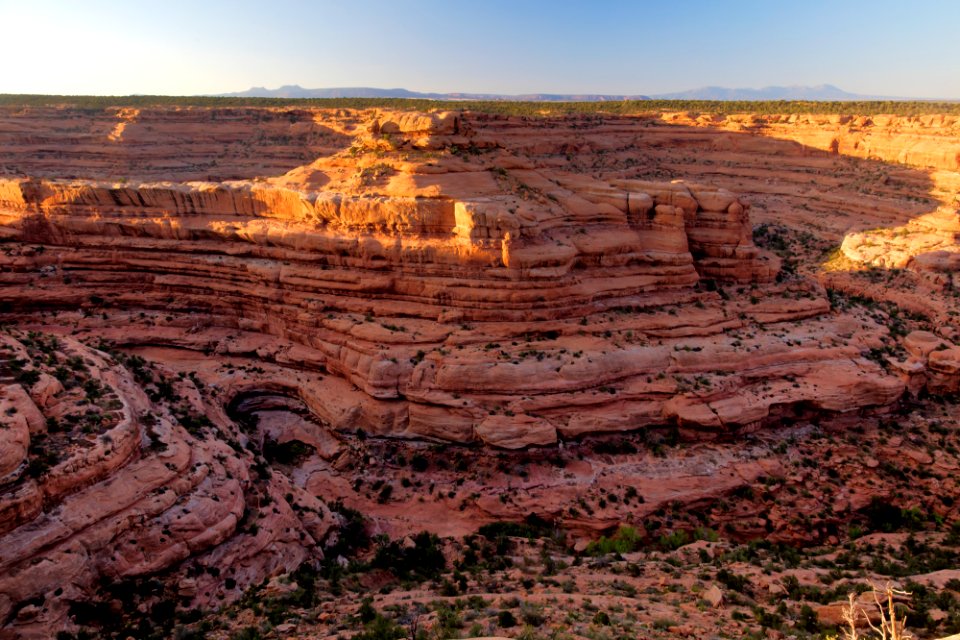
[1,0,957,98]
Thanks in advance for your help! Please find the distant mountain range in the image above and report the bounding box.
[218,83,927,102]
[649,84,907,101]
[219,85,650,101]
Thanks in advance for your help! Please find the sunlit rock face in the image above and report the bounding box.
[651,111,960,288]
[5,104,955,636]
[0,106,906,449]
[841,206,960,279]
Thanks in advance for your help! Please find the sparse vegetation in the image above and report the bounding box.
[3,94,960,116]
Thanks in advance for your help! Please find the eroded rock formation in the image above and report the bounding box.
[0,108,910,451]
[1,104,958,637]
[0,329,339,635]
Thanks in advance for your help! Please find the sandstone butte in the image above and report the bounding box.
[0,104,959,637]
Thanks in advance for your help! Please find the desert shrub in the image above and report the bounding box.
[262,439,314,465]
[431,603,462,638]
[353,614,406,640]
[175,409,213,437]
[716,568,752,594]
[478,518,551,544]
[520,602,546,627]
[409,453,428,472]
[652,618,677,630]
[498,610,517,628]
[229,627,263,640]
[752,605,782,629]
[16,369,41,386]
[657,529,690,551]
[797,604,819,632]
[377,483,393,503]
[325,501,369,557]
[863,497,928,533]
[370,531,446,581]
[586,525,642,555]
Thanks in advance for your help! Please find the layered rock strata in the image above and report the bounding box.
[0,107,907,449]
[841,206,960,286]
[0,330,339,635]
[1,104,958,637]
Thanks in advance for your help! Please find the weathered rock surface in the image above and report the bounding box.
[841,207,960,282]
[0,107,912,453]
[0,330,338,636]
[1,104,959,637]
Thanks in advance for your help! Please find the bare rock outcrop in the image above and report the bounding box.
[0,330,337,636]
[2,104,953,637]
[0,107,914,452]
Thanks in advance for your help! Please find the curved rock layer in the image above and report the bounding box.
[840,206,960,286]
[0,107,910,450]
[0,105,353,181]
[0,330,338,634]
[1,105,959,637]
[734,112,960,173]
[462,109,960,323]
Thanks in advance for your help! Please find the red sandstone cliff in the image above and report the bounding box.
[1,105,959,637]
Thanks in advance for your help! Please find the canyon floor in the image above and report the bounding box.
[1,102,960,640]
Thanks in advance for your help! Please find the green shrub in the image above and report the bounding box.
[520,602,546,627]
[586,525,642,555]
[371,531,446,581]
[716,568,752,594]
[16,369,41,387]
[657,529,690,551]
[477,514,555,540]
[410,453,428,472]
[797,604,819,632]
[229,627,263,640]
[262,439,313,465]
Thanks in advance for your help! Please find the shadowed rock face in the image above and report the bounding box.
[0,106,351,182]
[2,105,959,637]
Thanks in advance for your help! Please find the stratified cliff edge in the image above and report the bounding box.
[0,108,912,447]
[1,105,959,637]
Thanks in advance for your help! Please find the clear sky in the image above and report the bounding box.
[1,0,957,98]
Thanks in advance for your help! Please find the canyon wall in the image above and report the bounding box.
[2,104,960,636]
[0,107,906,450]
